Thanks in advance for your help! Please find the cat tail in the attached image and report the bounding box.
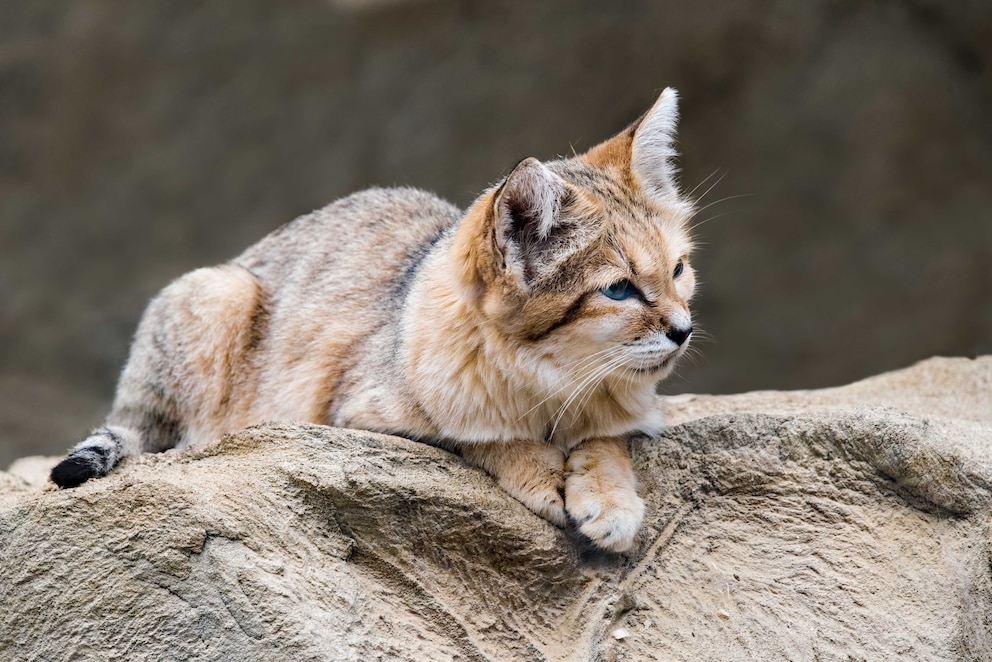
[49,264,264,490]
[50,425,144,489]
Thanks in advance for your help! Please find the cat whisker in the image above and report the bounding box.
[513,346,626,423]
[570,355,630,424]
[692,193,752,216]
[555,345,625,372]
[548,361,615,437]
[683,168,721,200]
[555,350,627,411]
[686,329,714,344]
[547,353,628,440]
[689,212,733,233]
[690,170,727,206]
[682,342,705,358]
[676,348,703,368]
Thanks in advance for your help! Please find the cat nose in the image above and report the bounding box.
[666,325,692,346]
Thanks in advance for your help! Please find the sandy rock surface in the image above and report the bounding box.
[2,357,990,660]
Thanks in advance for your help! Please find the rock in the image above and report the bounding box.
[5,455,60,488]
[1,356,990,660]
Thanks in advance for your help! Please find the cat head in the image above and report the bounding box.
[453,88,696,384]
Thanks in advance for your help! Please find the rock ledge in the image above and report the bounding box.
[2,357,990,661]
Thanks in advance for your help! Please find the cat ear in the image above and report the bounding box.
[630,87,680,199]
[492,157,566,284]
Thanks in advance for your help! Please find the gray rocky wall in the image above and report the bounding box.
[2,1,991,464]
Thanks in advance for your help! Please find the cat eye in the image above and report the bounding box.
[601,279,639,301]
[673,259,684,279]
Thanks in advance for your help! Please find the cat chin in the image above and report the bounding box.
[625,342,690,381]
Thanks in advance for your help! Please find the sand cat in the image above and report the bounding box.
[51,88,695,553]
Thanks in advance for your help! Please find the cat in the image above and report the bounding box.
[51,88,696,553]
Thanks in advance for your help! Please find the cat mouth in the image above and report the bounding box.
[627,352,679,374]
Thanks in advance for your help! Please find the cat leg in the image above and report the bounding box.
[51,265,264,488]
[564,436,645,552]
[459,441,567,527]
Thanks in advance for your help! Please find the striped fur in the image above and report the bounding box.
[52,88,697,552]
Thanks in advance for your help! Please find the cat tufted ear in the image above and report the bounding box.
[630,87,681,199]
[492,157,566,284]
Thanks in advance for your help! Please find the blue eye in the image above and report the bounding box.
[601,279,637,301]
[673,259,684,278]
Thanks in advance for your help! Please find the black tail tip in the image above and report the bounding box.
[50,456,98,489]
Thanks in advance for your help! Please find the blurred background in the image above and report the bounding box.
[2,0,991,466]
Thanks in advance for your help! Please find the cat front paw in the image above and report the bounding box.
[506,473,567,528]
[460,441,567,528]
[565,480,644,552]
[564,442,644,552]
